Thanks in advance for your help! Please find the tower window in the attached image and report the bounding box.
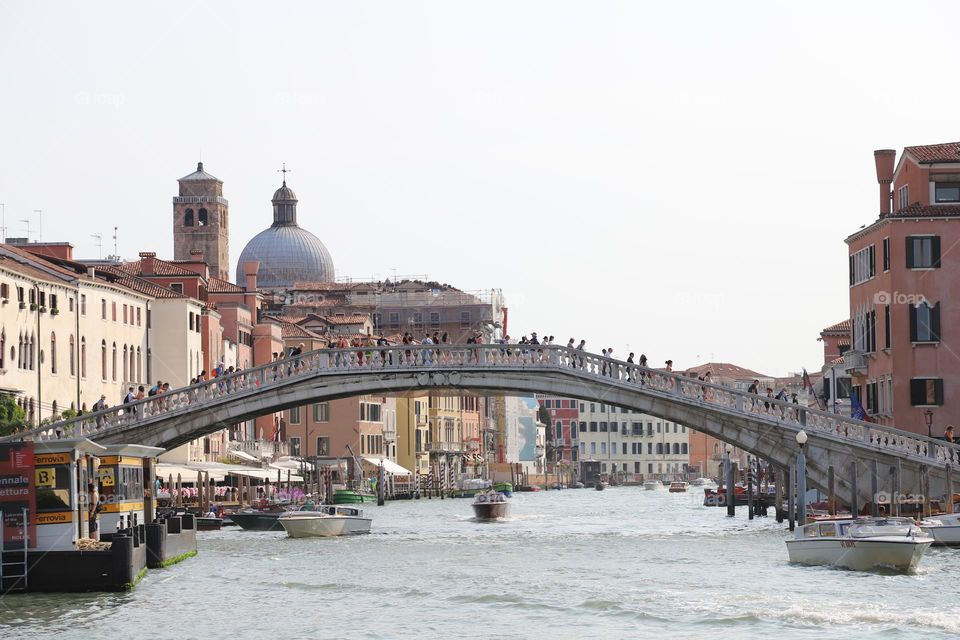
[184,209,194,227]
[198,208,208,226]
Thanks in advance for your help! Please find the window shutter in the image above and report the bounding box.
[932,236,942,268]
[932,302,941,341]
[870,245,876,277]
[909,304,918,342]
[935,379,945,406]
[910,379,923,405]
[849,255,854,285]
[906,237,915,268]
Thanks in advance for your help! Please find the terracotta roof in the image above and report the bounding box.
[94,265,186,299]
[822,320,850,334]
[119,258,198,278]
[0,244,81,282]
[321,314,370,325]
[905,141,960,164]
[685,362,769,380]
[885,203,960,219]
[830,356,845,365]
[208,277,244,293]
[264,317,325,340]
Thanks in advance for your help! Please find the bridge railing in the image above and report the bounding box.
[6,344,959,465]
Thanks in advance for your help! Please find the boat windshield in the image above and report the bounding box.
[849,518,915,538]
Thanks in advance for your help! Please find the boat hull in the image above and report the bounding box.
[643,481,665,491]
[785,538,932,571]
[472,502,510,520]
[279,515,372,538]
[920,523,960,546]
[196,517,222,531]
[333,490,376,504]
[229,512,285,531]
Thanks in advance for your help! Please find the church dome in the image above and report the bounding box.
[235,178,335,289]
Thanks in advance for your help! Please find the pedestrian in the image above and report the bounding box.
[93,394,108,429]
[665,359,673,372]
[626,352,635,382]
[88,482,100,541]
[944,425,955,444]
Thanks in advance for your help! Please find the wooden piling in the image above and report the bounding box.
[827,466,835,516]
[850,460,858,516]
[788,465,796,531]
[746,458,754,520]
[726,462,737,517]
[774,467,784,523]
[947,463,955,515]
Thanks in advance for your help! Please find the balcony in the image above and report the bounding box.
[427,441,468,454]
[843,350,869,375]
[382,428,397,443]
[172,195,229,206]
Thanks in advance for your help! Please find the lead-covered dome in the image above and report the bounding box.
[235,179,335,288]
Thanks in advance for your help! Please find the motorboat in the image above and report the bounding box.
[594,481,608,491]
[472,490,510,520]
[689,477,717,488]
[279,505,372,538]
[919,512,960,546]
[643,480,666,491]
[228,503,292,531]
[785,516,933,572]
[668,482,688,493]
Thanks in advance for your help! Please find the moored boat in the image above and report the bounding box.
[919,513,960,546]
[196,516,223,531]
[668,481,688,493]
[229,504,291,531]
[333,489,376,504]
[279,505,372,538]
[472,490,510,520]
[785,516,933,572]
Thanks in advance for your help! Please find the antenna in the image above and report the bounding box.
[91,233,103,259]
[0,203,5,243]
[112,226,118,258]
[33,209,42,242]
[20,218,30,241]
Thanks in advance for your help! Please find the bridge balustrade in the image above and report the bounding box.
[4,344,959,466]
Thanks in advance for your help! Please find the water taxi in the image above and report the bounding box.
[668,481,688,493]
[919,512,960,546]
[472,490,510,520]
[278,505,372,538]
[785,517,933,572]
[643,480,666,491]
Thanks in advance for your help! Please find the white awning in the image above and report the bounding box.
[156,463,228,482]
[229,467,303,482]
[362,457,414,476]
[226,449,260,462]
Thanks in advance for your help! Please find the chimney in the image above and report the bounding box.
[244,260,260,292]
[874,149,896,215]
[139,251,157,275]
[189,249,204,262]
[87,266,96,279]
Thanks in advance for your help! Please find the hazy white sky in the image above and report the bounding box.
[1,1,957,375]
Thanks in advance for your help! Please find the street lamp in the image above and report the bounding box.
[795,430,807,526]
[924,409,934,440]
[723,444,734,516]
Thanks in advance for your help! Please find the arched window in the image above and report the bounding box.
[129,346,135,383]
[136,347,142,382]
[28,398,34,424]
[198,208,208,226]
[656,443,663,455]
[112,342,117,381]
[50,332,57,374]
[681,443,688,455]
[122,345,128,381]
[80,337,87,378]
[28,333,34,370]
[69,335,75,376]
[672,443,680,455]
[184,209,194,227]
[101,340,107,381]
[0,328,5,370]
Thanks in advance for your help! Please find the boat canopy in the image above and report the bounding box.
[361,457,413,476]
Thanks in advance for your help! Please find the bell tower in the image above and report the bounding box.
[173,162,230,280]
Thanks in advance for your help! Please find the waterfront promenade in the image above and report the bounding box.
[3,488,957,639]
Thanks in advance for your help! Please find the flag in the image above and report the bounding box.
[802,368,827,411]
[850,390,867,421]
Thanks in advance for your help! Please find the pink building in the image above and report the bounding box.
[844,142,960,435]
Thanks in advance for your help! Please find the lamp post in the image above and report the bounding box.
[925,408,934,441]
[796,430,808,527]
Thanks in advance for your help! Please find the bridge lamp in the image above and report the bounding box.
[924,409,934,440]
[725,444,732,456]
[795,430,808,451]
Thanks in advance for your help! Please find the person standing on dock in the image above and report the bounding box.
[88,483,100,541]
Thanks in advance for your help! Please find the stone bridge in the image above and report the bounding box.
[6,345,959,507]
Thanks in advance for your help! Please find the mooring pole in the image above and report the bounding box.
[726,460,736,517]
[796,447,807,527]
[746,457,754,520]
[788,465,796,531]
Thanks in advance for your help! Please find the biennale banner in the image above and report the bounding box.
[0,442,37,547]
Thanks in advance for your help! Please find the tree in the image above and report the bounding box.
[0,394,27,437]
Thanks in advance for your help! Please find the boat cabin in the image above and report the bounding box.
[95,444,164,538]
[799,517,918,539]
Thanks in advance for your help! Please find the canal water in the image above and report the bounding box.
[3,487,958,639]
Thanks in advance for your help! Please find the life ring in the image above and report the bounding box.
[476,494,488,503]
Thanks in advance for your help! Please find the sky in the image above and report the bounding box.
[1,1,958,376]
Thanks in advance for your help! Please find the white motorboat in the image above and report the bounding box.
[689,477,717,488]
[278,505,372,538]
[643,480,666,491]
[472,490,510,520]
[785,517,933,572]
[919,512,960,546]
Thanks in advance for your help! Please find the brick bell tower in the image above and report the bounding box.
[173,162,230,280]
